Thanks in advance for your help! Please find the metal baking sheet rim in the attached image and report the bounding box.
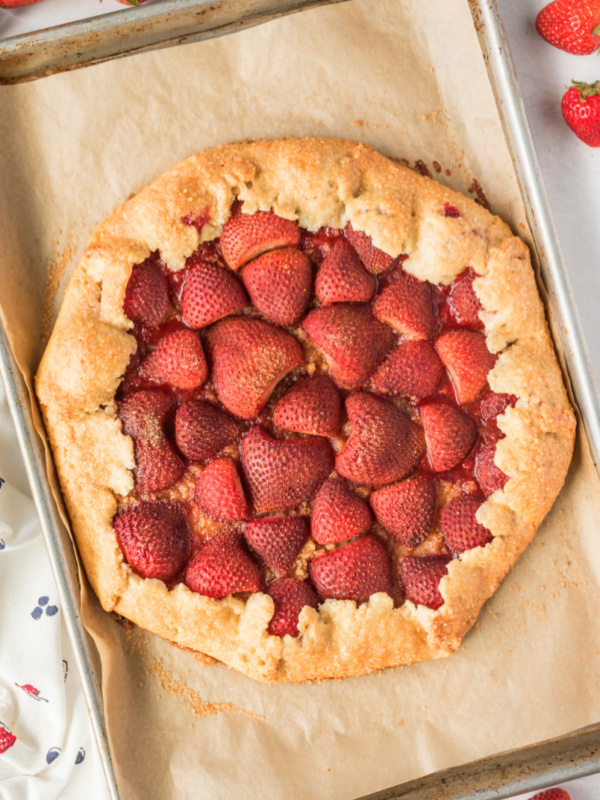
[0,1,599,799]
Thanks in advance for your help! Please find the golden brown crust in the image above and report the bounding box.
[35,138,575,682]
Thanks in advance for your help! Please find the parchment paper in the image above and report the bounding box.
[1,2,600,798]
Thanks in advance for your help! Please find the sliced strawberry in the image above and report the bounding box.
[272,374,342,437]
[529,790,571,800]
[244,517,308,577]
[421,401,477,473]
[175,400,242,463]
[370,476,436,548]
[374,270,435,340]
[206,317,303,419]
[441,496,492,554]
[475,440,508,497]
[119,390,184,491]
[315,238,376,305]
[479,390,517,424]
[311,478,373,544]
[185,531,262,598]
[193,458,249,522]
[398,555,450,609]
[241,248,312,326]
[309,535,392,603]
[435,330,497,405]
[267,578,320,637]
[220,210,300,271]
[371,340,443,400]
[113,501,191,581]
[345,223,394,275]
[336,392,425,486]
[138,329,208,391]
[181,261,247,329]
[447,270,483,329]
[301,304,394,389]
[124,259,170,328]
[240,426,333,513]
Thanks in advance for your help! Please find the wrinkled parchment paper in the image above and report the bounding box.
[1,1,600,798]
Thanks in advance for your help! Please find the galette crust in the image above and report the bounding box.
[36,138,575,682]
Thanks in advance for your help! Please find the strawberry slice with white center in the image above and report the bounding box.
[266,578,319,638]
[241,248,312,326]
[309,535,392,603]
[315,238,376,305]
[272,374,342,437]
[139,329,208,391]
[370,476,436,548]
[434,330,497,405]
[185,531,262,598]
[371,340,443,400]
[175,400,242,463]
[311,478,373,544]
[244,517,309,577]
[474,439,509,497]
[206,317,303,419]
[374,269,435,340]
[345,223,394,275]
[193,458,249,522]
[441,495,492,554]
[421,401,477,473]
[220,210,300,271]
[181,261,248,329]
[124,259,171,328]
[398,555,450,609]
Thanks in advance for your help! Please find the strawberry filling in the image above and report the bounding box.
[113,208,518,632]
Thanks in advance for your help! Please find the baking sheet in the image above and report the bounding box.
[1,1,600,798]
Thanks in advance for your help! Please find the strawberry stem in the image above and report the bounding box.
[593,23,600,37]
[572,80,600,102]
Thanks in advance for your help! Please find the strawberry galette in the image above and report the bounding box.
[36,139,575,682]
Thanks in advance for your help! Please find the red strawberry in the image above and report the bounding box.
[398,555,450,609]
[266,578,320,637]
[0,723,16,754]
[529,789,571,800]
[119,390,184,491]
[123,259,170,328]
[113,501,191,581]
[302,304,394,389]
[435,330,497,405]
[374,272,435,340]
[447,270,483,329]
[311,478,373,544]
[220,210,300,270]
[370,476,436,548]
[272,374,342,437]
[475,440,508,497]
[0,0,44,7]
[371,340,443,400]
[206,317,303,419]
[421,401,477,473]
[244,517,308,576]
[536,1,600,55]
[309,535,392,603]
[175,400,242,462]
[139,329,208,391]
[240,426,333,513]
[241,248,312,326]
[479,390,517,424]
[185,531,262,598]
[345,223,394,274]
[181,261,247,329]
[562,81,600,147]
[441,496,492,554]
[315,238,376,305]
[336,392,425,486]
[443,203,461,218]
[193,458,249,522]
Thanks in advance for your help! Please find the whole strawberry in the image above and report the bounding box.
[562,81,600,147]
[0,0,43,6]
[536,1,600,55]
[529,789,571,800]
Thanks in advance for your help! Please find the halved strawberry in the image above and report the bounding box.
[345,223,394,274]
[370,476,436,548]
[336,392,425,486]
[441,496,492,554]
[398,555,450,609]
[220,210,300,271]
[528,790,571,800]
[240,426,333,513]
[244,517,308,577]
[447,269,483,329]
[373,270,435,340]
[113,501,191,581]
[311,478,373,544]
[315,238,376,305]
[266,578,320,637]
[272,374,342,437]
[124,259,170,328]
[139,329,208,391]
[193,458,249,522]
[421,401,477,473]
[185,531,262,598]
[435,330,497,405]
[206,317,303,419]
[119,390,184,491]
[474,440,508,497]
[371,340,443,400]
[479,390,517,424]
[309,535,392,603]
[175,400,242,463]
[181,261,248,329]
[301,304,394,389]
[241,248,312,326]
